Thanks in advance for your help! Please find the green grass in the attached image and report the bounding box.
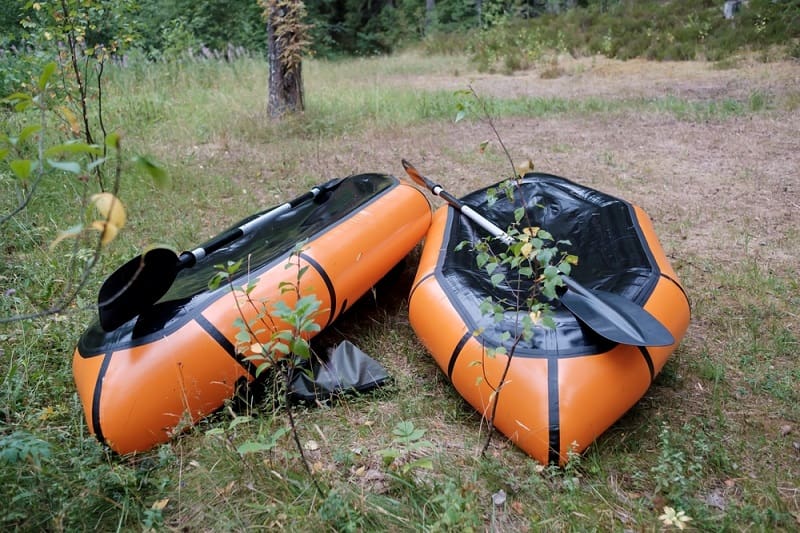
[2,52,799,530]
[104,53,787,145]
[442,0,800,71]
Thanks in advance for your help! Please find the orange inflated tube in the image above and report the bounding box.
[409,173,690,465]
[74,173,431,454]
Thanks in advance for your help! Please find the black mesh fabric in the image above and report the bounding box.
[437,173,660,357]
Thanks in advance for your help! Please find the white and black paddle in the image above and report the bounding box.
[97,178,344,332]
[401,159,674,347]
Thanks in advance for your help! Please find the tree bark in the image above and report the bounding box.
[267,1,304,118]
[425,0,435,34]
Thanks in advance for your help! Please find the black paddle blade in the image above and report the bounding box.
[97,248,180,332]
[559,278,675,347]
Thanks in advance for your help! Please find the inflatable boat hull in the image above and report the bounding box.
[74,174,431,454]
[409,173,690,465]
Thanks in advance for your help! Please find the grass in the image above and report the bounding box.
[2,51,799,530]
[445,0,800,70]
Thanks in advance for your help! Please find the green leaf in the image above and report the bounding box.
[4,92,33,111]
[105,132,121,150]
[208,272,226,290]
[278,281,294,294]
[454,241,467,252]
[268,426,291,446]
[403,457,433,472]
[9,159,35,180]
[490,273,504,286]
[378,448,400,465]
[225,260,243,275]
[254,363,269,378]
[303,322,321,335]
[514,207,525,223]
[236,441,273,455]
[228,415,253,429]
[273,343,290,355]
[38,62,57,90]
[455,110,466,123]
[543,265,559,279]
[3,92,32,103]
[537,248,554,265]
[296,294,321,314]
[290,338,310,358]
[393,421,426,443]
[134,155,171,189]
[542,316,557,329]
[542,278,561,300]
[0,148,8,160]
[273,331,294,342]
[46,159,81,174]
[44,141,103,157]
[272,300,292,318]
[297,265,309,280]
[17,124,42,144]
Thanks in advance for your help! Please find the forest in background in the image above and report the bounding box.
[1,0,798,93]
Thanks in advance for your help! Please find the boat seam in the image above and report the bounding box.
[447,331,472,380]
[660,272,691,312]
[195,314,258,378]
[409,272,435,301]
[547,356,561,464]
[300,252,337,328]
[91,351,113,445]
[638,346,655,382]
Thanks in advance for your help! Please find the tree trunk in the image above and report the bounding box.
[267,1,304,118]
[425,0,435,35]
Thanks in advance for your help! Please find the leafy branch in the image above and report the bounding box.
[210,243,327,497]
[453,86,578,458]
[1,1,167,324]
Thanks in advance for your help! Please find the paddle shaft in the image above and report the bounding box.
[179,179,340,267]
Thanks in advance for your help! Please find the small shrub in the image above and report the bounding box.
[467,0,800,68]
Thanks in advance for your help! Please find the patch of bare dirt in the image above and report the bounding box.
[401,54,800,102]
[195,56,799,280]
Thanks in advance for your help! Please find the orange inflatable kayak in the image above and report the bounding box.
[408,172,690,465]
[74,173,431,454]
